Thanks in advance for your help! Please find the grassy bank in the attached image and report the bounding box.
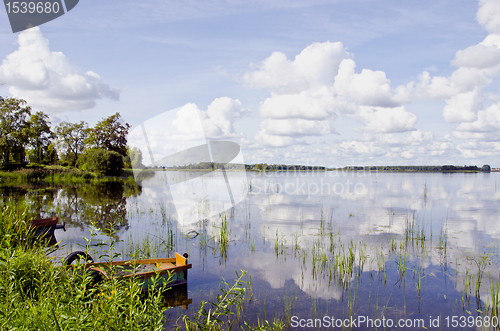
[0,206,169,330]
[0,166,97,185]
[0,203,284,330]
[0,166,156,187]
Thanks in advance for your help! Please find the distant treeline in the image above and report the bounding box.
[167,162,324,171]
[166,162,326,171]
[337,164,491,172]
[167,162,244,170]
[245,164,326,171]
[166,162,492,172]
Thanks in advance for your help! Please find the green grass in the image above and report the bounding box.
[0,200,286,331]
[0,167,96,185]
[0,208,169,330]
[0,167,156,189]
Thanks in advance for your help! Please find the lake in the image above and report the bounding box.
[14,170,500,330]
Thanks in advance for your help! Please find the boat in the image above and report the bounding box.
[31,217,66,244]
[64,251,192,290]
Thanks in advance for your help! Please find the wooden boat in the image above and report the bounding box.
[30,217,66,245]
[31,217,66,238]
[65,251,192,290]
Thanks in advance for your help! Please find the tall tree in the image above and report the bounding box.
[0,98,31,165]
[27,111,54,164]
[85,112,130,156]
[54,121,88,167]
[129,146,143,168]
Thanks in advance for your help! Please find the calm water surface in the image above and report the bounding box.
[14,171,500,330]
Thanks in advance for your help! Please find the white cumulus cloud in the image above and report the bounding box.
[244,41,418,146]
[334,59,407,107]
[452,44,500,69]
[243,41,351,92]
[260,118,332,137]
[258,87,338,120]
[443,88,483,123]
[358,106,417,133]
[0,27,120,113]
[201,97,250,138]
[477,0,500,34]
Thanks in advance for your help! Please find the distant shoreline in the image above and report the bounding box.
[143,164,496,173]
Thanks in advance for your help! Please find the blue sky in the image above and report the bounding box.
[1,0,499,167]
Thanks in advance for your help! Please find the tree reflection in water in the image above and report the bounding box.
[0,181,141,238]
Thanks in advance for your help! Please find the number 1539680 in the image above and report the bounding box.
[445,315,499,328]
[5,2,60,14]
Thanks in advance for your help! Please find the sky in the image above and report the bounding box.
[0,0,499,167]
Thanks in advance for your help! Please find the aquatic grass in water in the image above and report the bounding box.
[5,170,500,329]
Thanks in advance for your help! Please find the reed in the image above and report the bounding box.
[0,214,168,330]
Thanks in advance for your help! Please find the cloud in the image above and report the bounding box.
[260,118,332,137]
[255,131,298,148]
[451,44,500,69]
[325,130,455,163]
[334,140,387,158]
[443,88,483,123]
[402,2,500,133]
[0,27,119,113]
[455,101,500,133]
[201,97,250,138]
[334,59,408,107]
[477,0,500,34]
[357,106,417,133]
[408,67,491,101]
[458,141,500,158]
[243,41,351,92]
[244,42,418,146]
[258,87,338,120]
[128,98,248,170]
[238,1,500,163]
[151,98,248,142]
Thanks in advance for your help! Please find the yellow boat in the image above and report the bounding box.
[65,251,192,290]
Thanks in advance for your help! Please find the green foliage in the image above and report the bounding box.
[183,270,247,330]
[0,167,96,186]
[0,98,31,166]
[54,121,89,167]
[124,146,144,169]
[27,111,55,164]
[0,202,284,331]
[0,247,58,300]
[85,113,130,157]
[78,148,124,177]
[0,205,34,249]
[0,212,168,331]
[182,270,285,331]
[244,319,286,331]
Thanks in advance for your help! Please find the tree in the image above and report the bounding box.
[482,164,491,172]
[85,112,130,157]
[54,121,88,167]
[77,148,124,176]
[27,111,55,164]
[123,146,144,169]
[0,98,31,166]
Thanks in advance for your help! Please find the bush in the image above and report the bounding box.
[1,248,59,300]
[482,164,491,172]
[77,149,124,177]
